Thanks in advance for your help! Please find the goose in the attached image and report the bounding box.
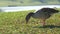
[25,8,59,26]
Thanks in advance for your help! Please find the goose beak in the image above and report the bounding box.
[26,19,28,24]
[25,15,30,24]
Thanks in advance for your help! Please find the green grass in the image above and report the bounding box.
[0,10,60,34]
[0,0,60,6]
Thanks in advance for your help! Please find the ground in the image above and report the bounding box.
[0,10,60,34]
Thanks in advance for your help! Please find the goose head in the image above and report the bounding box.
[25,12,34,23]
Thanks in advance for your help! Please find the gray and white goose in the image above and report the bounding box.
[25,8,59,26]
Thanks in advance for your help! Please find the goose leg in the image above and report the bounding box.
[42,19,45,26]
[41,19,46,26]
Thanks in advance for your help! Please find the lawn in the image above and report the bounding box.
[0,10,60,34]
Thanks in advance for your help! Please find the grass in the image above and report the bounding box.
[0,10,60,34]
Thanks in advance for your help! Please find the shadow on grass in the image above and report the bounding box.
[33,25,60,28]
